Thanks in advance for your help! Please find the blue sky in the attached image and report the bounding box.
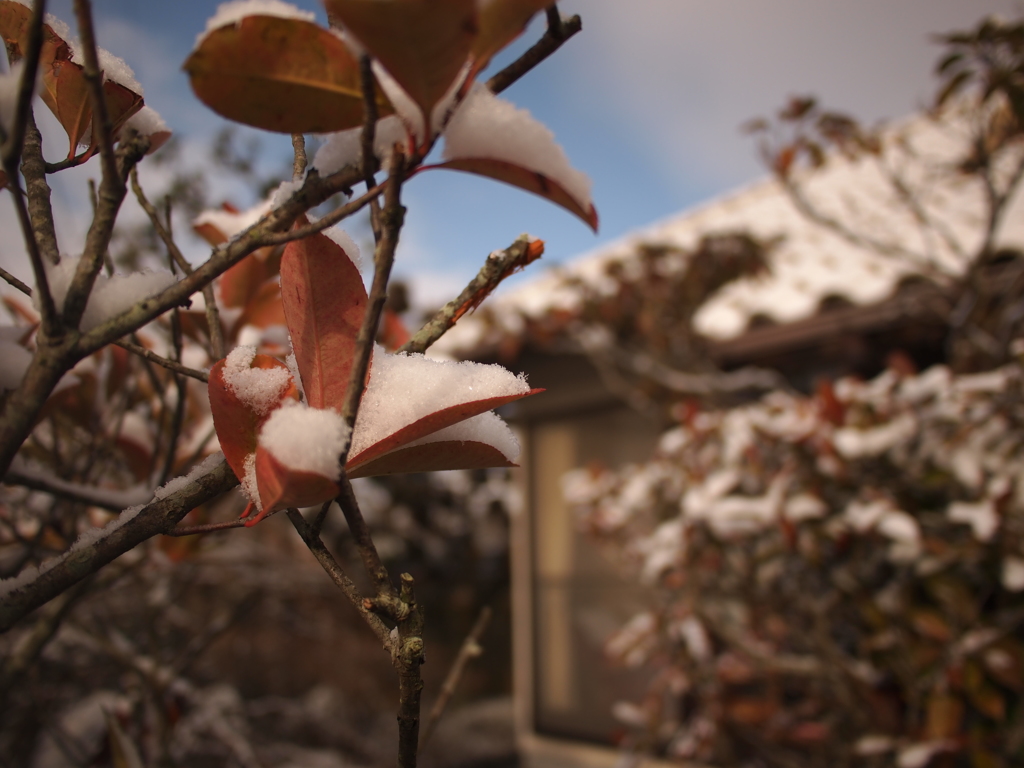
[4,0,1019,310]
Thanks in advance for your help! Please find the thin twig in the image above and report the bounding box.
[164,508,285,537]
[257,180,387,247]
[341,154,404,436]
[360,54,382,242]
[0,458,238,633]
[0,0,47,171]
[291,133,307,180]
[157,314,187,486]
[130,167,224,359]
[336,477,394,597]
[401,235,542,354]
[44,151,95,174]
[0,264,32,296]
[420,606,492,747]
[309,498,334,537]
[113,340,209,383]
[72,0,118,187]
[3,465,151,512]
[487,10,582,95]
[286,509,393,648]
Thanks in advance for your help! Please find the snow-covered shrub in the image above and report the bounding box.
[568,360,1024,767]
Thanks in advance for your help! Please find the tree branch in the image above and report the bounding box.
[401,235,542,354]
[113,339,209,383]
[129,167,224,359]
[0,458,238,633]
[286,509,393,648]
[487,9,582,95]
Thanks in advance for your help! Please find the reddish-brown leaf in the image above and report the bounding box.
[249,447,340,523]
[471,0,552,76]
[348,439,516,478]
[232,280,286,334]
[38,55,143,159]
[325,0,476,132]
[346,388,541,472]
[279,228,367,411]
[0,1,70,63]
[207,355,298,480]
[432,157,598,231]
[184,14,390,134]
[377,309,410,351]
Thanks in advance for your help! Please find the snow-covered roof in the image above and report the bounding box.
[436,106,1024,358]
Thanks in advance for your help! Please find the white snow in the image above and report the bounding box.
[1003,557,1024,592]
[398,410,520,462]
[196,0,316,47]
[312,115,410,175]
[270,179,304,209]
[833,413,916,458]
[121,106,168,139]
[258,401,349,480]
[241,452,261,509]
[321,227,362,270]
[152,452,226,500]
[372,60,425,146]
[947,499,999,542]
[348,347,530,459]
[193,199,273,242]
[0,338,32,390]
[442,84,593,211]
[221,345,292,415]
[40,256,177,332]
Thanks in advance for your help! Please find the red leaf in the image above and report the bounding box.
[348,439,516,479]
[232,280,286,334]
[431,157,598,231]
[325,0,477,133]
[346,388,541,472]
[471,0,553,76]
[207,354,298,480]
[377,309,410,351]
[248,447,340,523]
[279,228,367,411]
[184,14,390,134]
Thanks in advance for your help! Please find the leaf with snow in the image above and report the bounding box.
[434,85,597,230]
[120,105,171,154]
[185,11,390,134]
[245,402,349,522]
[207,347,299,481]
[345,348,538,472]
[325,0,476,137]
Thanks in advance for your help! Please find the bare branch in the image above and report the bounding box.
[0,0,47,171]
[0,458,238,633]
[130,167,224,359]
[401,235,542,354]
[3,460,152,512]
[291,133,307,180]
[286,509,393,648]
[487,10,582,95]
[360,54,383,242]
[113,340,209,383]
[19,116,60,266]
[0,265,31,296]
[71,0,118,187]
